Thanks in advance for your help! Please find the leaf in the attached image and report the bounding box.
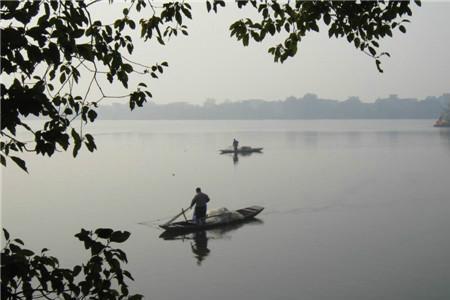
[13,239,25,246]
[73,265,82,276]
[59,72,66,84]
[71,129,82,157]
[21,249,34,256]
[175,11,182,24]
[14,238,24,245]
[90,241,104,255]
[243,34,249,46]
[87,110,97,122]
[84,134,96,152]
[375,59,384,73]
[399,25,406,33]
[48,43,60,64]
[77,44,94,61]
[27,45,43,62]
[0,154,6,167]
[129,20,136,29]
[10,244,21,253]
[10,156,28,173]
[3,228,9,240]
[50,1,58,10]
[123,270,134,281]
[74,229,90,242]
[114,249,128,263]
[310,22,319,32]
[182,6,192,19]
[110,231,131,243]
[95,228,113,239]
[127,44,134,54]
[122,64,133,73]
[324,13,331,25]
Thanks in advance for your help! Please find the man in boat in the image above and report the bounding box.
[190,187,210,224]
[233,138,239,152]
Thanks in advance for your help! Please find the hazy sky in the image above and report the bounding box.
[92,2,450,105]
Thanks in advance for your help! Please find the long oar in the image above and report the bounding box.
[163,207,191,226]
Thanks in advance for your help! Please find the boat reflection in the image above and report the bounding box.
[438,128,450,149]
[221,151,263,165]
[159,218,264,265]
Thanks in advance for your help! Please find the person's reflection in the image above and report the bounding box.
[190,231,210,266]
[233,153,239,165]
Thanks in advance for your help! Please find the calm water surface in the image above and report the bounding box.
[2,120,450,300]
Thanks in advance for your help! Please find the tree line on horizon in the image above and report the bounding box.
[98,93,450,120]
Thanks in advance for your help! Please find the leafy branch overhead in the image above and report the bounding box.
[227,0,420,70]
[1,0,189,171]
[1,0,419,171]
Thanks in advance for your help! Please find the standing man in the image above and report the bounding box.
[190,187,210,224]
[233,138,239,152]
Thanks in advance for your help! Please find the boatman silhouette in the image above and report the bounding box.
[190,187,210,224]
[233,138,239,152]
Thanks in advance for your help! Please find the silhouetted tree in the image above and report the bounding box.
[1,228,142,300]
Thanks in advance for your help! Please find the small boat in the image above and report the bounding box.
[159,218,264,240]
[159,205,264,234]
[220,146,263,154]
[434,118,450,127]
[434,106,450,127]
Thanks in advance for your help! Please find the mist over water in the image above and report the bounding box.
[3,120,450,300]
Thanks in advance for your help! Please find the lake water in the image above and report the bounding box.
[2,120,450,300]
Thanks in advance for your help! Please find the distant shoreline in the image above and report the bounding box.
[97,93,450,120]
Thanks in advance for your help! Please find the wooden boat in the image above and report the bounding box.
[434,119,450,127]
[434,107,450,127]
[159,205,264,234]
[159,218,263,240]
[220,147,263,154]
